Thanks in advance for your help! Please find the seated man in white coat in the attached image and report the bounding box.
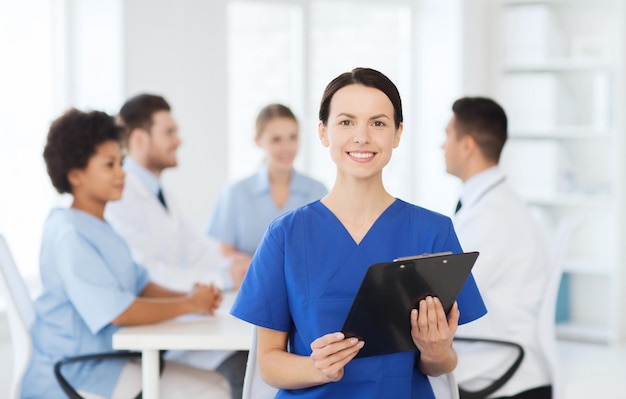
[442,97,552,399]
[105,94,248,399]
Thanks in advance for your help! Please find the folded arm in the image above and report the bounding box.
[111,282,221,326]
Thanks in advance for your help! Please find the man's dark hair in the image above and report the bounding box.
[452,97,508,162]
[118,94,171,148]
[43,108,122,194]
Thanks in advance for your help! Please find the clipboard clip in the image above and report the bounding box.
[393,251,453,262]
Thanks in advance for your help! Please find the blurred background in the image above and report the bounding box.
[0,0,625,396]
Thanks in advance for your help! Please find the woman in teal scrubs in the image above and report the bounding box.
[22,109,228,399]
[231,68,487,398]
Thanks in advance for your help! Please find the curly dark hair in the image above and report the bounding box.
[43,108,122,194]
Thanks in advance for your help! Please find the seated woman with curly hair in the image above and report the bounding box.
[21,109,231,399]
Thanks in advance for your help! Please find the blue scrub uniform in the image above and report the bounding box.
[206,163,327,255]
[231,199,486,399]
[21,209,150,399]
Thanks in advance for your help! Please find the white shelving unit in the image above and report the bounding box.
[490,0,625,344]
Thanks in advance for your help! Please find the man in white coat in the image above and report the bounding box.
[105,94,248,399]
[442,97,552,399]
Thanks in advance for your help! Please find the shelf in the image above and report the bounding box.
[502,0,620,6]
[509,126,613,140]
[556,322,614,344]
[495,0,624,346]
[563,259,614,276]
[502,58,614,73]
[526,193,613,207]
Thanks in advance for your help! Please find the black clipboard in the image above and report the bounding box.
[341,251,479,358]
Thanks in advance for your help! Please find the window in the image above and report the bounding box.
[0,0,56,291]
[228,0,415,199]
[0,0,124,293]
[227,2,304,180]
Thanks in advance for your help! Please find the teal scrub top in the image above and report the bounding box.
[21,208,149,399]
[206,164,328,255]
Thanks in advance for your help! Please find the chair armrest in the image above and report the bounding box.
[54,350,164,399]
[454,337,525,399]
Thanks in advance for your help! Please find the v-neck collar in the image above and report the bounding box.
[315,199,400,246]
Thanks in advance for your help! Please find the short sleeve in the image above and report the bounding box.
[230,223,292,331]
[206,184,238,245]
[56,230,138,334]
[440,218,487,325]
[133,262,150,294]
[456,273,487,324]
[440,217,464,254]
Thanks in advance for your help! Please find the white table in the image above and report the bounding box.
[112,293,253,399]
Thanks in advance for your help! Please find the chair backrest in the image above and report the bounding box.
[242,327,278,399]
[0,235,36,399]
[429,372,460,399]
[242,326,459,399]
[537,218,578,399]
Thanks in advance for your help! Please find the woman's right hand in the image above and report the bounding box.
[309,332,364,382]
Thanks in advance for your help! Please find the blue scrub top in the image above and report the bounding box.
[231,199,486,399]
[21,209,150,399]
[206,164,328,255]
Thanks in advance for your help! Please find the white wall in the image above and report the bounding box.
[122,0,229,231]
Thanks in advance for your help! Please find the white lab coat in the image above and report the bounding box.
[453,167,551,397]
[105,173,228,292]
[105,172,233,371]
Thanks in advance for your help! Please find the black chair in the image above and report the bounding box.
[0,234,163,399]
[454,337,525,399]
[54,350,166,399]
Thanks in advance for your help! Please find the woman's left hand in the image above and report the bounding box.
[410,296,459,364]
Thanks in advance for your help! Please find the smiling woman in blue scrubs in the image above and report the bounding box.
[231,68,487,398]
[21,109,229,399]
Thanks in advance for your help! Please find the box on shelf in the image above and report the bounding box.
[499,73,559,131]
[500,140,569,198]
[502,3,564,64]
